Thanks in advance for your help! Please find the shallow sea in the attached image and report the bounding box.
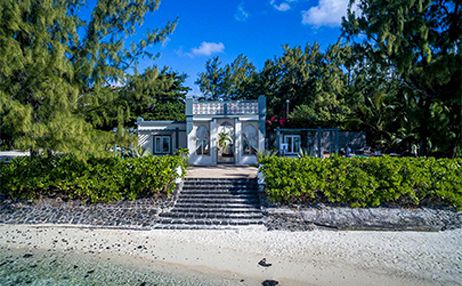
[0,248,240,286]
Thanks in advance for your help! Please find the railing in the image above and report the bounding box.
[192,101,258,115]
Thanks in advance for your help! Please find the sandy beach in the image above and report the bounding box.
[0,224,460,286]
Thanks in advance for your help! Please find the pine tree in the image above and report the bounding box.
[343,0,462,156]
[0,0,176,157]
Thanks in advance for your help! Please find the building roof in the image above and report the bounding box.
[136,120,186,131]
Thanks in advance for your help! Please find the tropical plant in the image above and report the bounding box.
[217,131,232,152]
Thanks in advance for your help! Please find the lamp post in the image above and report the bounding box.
[286,99,290,118]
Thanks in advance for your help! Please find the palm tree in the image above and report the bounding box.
[218,131,232,154]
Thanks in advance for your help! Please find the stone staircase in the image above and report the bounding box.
[154,178,264,229]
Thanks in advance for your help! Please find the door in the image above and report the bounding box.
[217,120,235,163]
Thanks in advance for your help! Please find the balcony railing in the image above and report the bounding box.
[192,101,258,115]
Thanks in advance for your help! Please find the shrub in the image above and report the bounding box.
[259,156,462,210]
[0,155,186,203]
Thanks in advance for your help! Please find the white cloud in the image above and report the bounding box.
[189,42,225,57]
[270,0,298,12]
[302,0,350,27]
[234,3,249,22]
[270,0,290,12]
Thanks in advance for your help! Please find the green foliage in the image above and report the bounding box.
[343,0,461,156]
[123,68,189,122]
[174,148,190,163]
[0,155,186,203]
[195,55,258,100]
[217,131,232,149]
[0,0,178,156]
[261,43,351,125]
[91,67,189,131]
[260,156,462,209]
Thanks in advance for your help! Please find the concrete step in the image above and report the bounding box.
[185,178,256,183]
[174,202,260,209]
[154,178,262,230]
[180,189,257,195]
[177,198,259,205]
[170,208,262,214]
[182,185,257,190]
[153,224,237,230]
[156,217,264,226]
[183,181,257,187]
[159,212,263,220]
[179,193,258,200]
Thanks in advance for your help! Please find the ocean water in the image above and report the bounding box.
[0,248,239,286]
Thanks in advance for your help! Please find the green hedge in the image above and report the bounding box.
[259,156,462,210]
[0,155,186,203]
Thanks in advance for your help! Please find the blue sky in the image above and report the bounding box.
[86,0,352,95]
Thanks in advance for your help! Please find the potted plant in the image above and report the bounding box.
[217,131,232,156]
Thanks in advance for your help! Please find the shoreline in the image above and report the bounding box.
[1,224,461,285]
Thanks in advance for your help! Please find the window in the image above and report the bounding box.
[195,125,210,155]
[283,135,301,154]
[154,136,171,154]
[242,124,258,155]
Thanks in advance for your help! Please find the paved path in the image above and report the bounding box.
[186,166,257,178]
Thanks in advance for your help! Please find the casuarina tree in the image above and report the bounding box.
[0,0,176,157]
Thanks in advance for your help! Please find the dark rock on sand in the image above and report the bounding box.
[262,280,279,286]
[258,258,272,267]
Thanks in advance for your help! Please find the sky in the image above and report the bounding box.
[87,0,352,95]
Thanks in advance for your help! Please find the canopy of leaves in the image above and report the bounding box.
[195,55,258,101]
[343,0,461,156]
[0,0,184,157]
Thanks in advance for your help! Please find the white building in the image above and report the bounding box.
[137,96,266,166]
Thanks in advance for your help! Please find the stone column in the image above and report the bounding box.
[186,98,194,159]
[210,118,217,165]
[258,95,266,152]
[235,118,242,165]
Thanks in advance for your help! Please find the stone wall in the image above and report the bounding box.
[263,207,461,232]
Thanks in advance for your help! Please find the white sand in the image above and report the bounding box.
[0,224,460,286]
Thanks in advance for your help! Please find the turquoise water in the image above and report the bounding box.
[0,248,239,286]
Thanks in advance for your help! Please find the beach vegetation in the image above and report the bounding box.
[260,156,462,210]
[0,155,186,203]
